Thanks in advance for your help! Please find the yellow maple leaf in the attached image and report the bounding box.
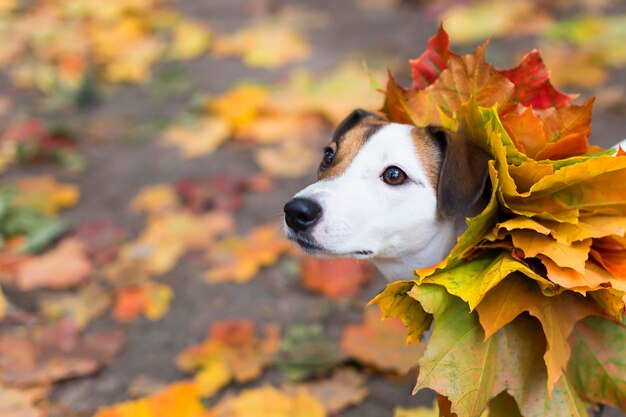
[254,141,319,178]
[205,224,291,283]
[169,20,212,60]
[12,176,79,215]
[94,382,209,417]
[128,211,234,275]
[213,24,310,69]
[176,321,280,397]
[161,117,232,159]
[208,85,269,131]
[130,184,181,215]
[209,385,325,417]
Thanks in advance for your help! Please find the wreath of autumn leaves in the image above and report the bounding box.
[373,25,626,417]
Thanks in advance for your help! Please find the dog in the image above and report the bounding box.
[283,109,492,282]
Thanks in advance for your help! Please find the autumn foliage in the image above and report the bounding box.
[373,25,626,417]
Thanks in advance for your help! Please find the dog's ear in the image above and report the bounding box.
[333,109,385,141]
[427,125,492,219]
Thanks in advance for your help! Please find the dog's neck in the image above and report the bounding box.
[370,219,462,281]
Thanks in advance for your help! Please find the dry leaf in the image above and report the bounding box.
[176,320,280,397]
[38,282,112,329]
[254,141,319,178]
[341,307,424,374]
[0,319,124,387]
[213,25,310,68]
[209,385,325,417]
[113,281,173,322]
[299,257,375,299]
[15,238,92,291]
[161,117,232,159]
[0,386,48,417]
[205,224,290,283]
[288,368,369,414]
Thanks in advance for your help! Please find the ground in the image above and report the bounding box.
[2,0,626,416]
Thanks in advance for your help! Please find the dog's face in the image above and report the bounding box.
[284,109,490,270]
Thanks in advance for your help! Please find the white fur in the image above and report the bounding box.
[285,123,460,281]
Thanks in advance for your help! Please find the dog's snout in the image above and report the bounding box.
[284,197,322,232]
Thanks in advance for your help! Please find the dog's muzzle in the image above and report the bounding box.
[283,197,322,233]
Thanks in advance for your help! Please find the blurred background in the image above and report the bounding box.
[1,0,626,416]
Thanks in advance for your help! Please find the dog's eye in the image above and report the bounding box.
[382,166,408,186]
[320,147,335,169]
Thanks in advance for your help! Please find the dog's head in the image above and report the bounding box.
[284,109,491,269]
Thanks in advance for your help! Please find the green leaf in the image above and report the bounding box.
[275,324,346,382]
[370,281,432,344]
[408,284,590,417]
[567,316,626,410]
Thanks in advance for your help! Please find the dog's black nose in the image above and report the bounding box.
[284,198,322,232]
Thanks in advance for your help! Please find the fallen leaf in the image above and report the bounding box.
[213,24,310,69]
[14,238,93,291]
[168,20,212,60]
[275,324,347,382]
[254,141,319,178]
[341,307,424,374]
[209,385,325,417]
[113,281,173,322]
[0,319,124,387]
[299,257,374,299]
[161,117,232,159]
[127,210,234,276]
[176,320,280,396]
[0,386,48,417]
[11,176,79,216]
[286,368,368,414]
[38,282,112,329]
[94,381,208,417]
[205,224,290,283]
[209,84,269,130]
[130,184,181,215]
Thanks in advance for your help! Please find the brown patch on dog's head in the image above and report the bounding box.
[411,127,442,192]
[425,125,492,219]
[317,109,387,180]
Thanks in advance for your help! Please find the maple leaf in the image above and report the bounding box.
[409,24,449,90]
[0,386,48,417]
[475,277,600,392]
[299,257,374,299]
[38,282,111,329]
[370,280,432,344]
[13,238,93,291]
[204,223,291,283]
[285,368,369,415]
[340,307,425,374]
[212,25,310,69]
[94,381,209,417]
[566,316,626,410]
[254,141,319,178]
[499,50,576,110]
[176,320,280,397]
[130,184,181,215]
[275,324,347,382]
[410,284,591,417]
[208,385,325,417]
[161,117,232,159]
[113,281,173,322]
[168,20,212,60]
[0,319,124,387]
